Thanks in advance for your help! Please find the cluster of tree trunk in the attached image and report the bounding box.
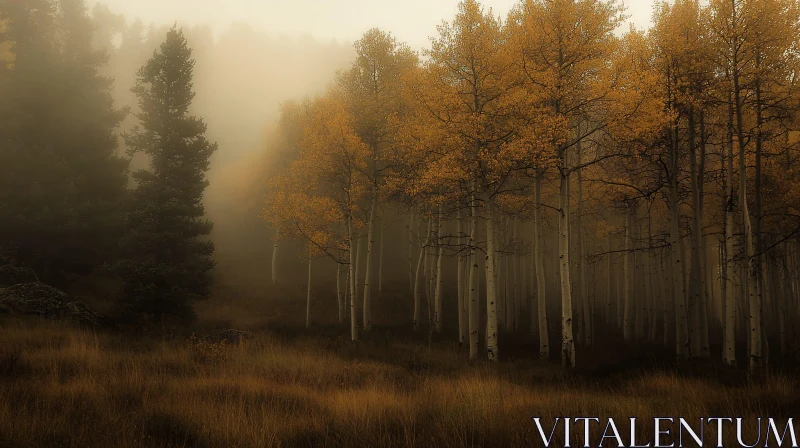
[266,0,800,374]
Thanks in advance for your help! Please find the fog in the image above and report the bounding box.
[89,0,655,51]
[87,0,655,295]
[86,4,355,294]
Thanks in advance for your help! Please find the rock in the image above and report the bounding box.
[202,329,253,345]
[0,282,68,317]
[0,265,39,288]
[63,300,115,329]
[0,282,114,329]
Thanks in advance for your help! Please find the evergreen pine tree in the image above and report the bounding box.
[117,26,217,322]
[0,0,128,283]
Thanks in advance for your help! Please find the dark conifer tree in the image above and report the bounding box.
[0,0,128,283]
[117,26,217,322]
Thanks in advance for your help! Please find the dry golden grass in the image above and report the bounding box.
[0,316,798,447]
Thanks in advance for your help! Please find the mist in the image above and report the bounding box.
[88,4,357,294]
[84,0,657,300]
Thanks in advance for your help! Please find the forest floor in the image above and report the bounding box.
[1,285,799,447]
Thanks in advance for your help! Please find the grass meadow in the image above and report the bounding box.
[1,283,798,447]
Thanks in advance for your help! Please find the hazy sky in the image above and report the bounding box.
[90,0,654,50]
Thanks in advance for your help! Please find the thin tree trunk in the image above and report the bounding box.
[698,114,710,357]
[457,210,466,345]
[578,166,590,346]
[272,228,280,284]
[559,161,576,367]
[500,217,509,328]
[723,90,736,366]
[468,190,480,360]
[662,250,673,347]
[670,124,688,360]
[647,212,658,342]
[534,173,550,359]
[354,235,363,308]
[408,212,415,293]
[348,217,358,342]
[413,217,432,332]
[434,207,444,333]
[607,231,614,328]
[306,256,312,329]
[485,194,499,362]
[688,107,702,358]
[337,261,344,324]
[362,191,378,332]
[378,219,384,298]
[623,210,633,341]
[733,51,763,371]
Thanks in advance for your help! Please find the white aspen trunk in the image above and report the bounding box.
[485,194,499,362]
[468,191,480,360]
[670,196,688,360]
[434,207,444,333]
[699,236,711,358]
[688,109,702,358]
[494,213,502,331]
[775,255,787,355]
[306,256,312,329]
[354,234,362,307]
[667,120,688,359]
[761,256,771,365]
[530,246,537,337]
[424,221,431,308]
[731,43,763,371]
[457,210,466,345]
[507,218,513,331]
[741,260,749,355]
[413,217,431,332]
[534,174,549,358]
[623,211,633,341]
[607,232,614,327]
[662,251,673,347]
[779,245,792,355]
[743,198,762,370]
[791,243,799,311]
[408,212,415,293]
[682,236,692,349]
[462,229,471,345]
[522,228,529,308]
[348,217,358,342]
[513,216,521,332]
[634,215,646,341]
[426,217,436,326]
[337,262,344,324]
[617,263,624,329]
[505,218,512,328]
[499,217,507,328]
[378,220,384,298]
[344,259,351,320]
[271,228,280,284]
[647,252,657,342]
[647,216,658,342]
[577,171,589,346]
[559,163,576,367]
[362,192,378,332]
[723,227,737,366]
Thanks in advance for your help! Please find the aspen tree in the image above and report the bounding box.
[265,93,369,342]
[272,230,280,284]
[421,0,526,361]
[339,29,419,333]
[510,0,628,366]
